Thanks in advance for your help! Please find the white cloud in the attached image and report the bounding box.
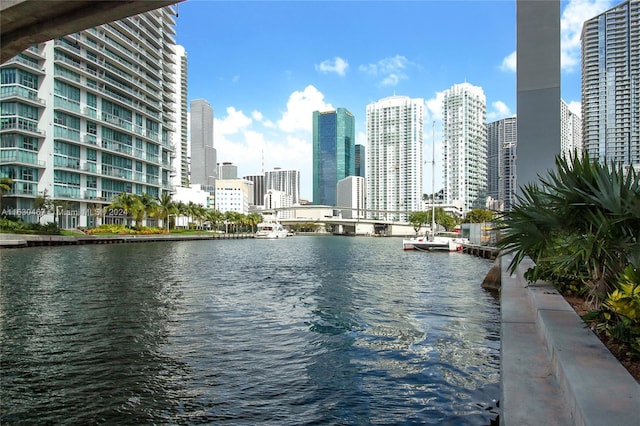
[425,90,445,122]
[251,110,276,128]
[561,0,614,72]
[215,106,252,135]
[359,55,410,86]
[487,100,513,121]
[277,85,333,133]
[500,50,516,73]
[567,100,582,117]
[267,135,311,171]
[212,85,334,198]
[316,57,349,76]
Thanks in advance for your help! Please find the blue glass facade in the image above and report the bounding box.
[355,144,365,178]
[312,108,355,206]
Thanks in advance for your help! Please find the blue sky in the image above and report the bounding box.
[175,0,616,200]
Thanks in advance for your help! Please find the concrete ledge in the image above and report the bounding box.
[500,255,572,425]
[0,233,254,247]
[501,254,640,425]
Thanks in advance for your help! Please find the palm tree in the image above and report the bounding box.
[156,193,177,232]
[497,153,640,306]
[207,209,224,232]
[0,177,14,213]
[223,211,238,233]
[137,193,158,227]
[246,213,262,233]
[183,201,206,229]
[192,204,207,229]
[108,192,143,227]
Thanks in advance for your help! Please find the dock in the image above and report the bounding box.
[462,243,499,259]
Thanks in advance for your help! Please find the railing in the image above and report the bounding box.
[54,155,80,169]
[1,117,43,135]
[101,165,132,180]
[0,85,44,105]
[101,138,133,155]
[102,112,133,132]
[0,149,45,167]
[54,96,81,113]
[3,55,42,71]
[53,125,81,142]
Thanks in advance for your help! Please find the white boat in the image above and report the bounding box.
[402,121,468,252]
[254,221,289,239]
[402,232,468,252]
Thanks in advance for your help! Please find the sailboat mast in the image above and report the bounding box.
[431,121,436,233]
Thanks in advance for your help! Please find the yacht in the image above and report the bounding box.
[254,221,289,239]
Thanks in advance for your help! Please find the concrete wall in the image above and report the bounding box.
[516,0,561,193]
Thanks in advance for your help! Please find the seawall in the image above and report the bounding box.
[0,232,253,247]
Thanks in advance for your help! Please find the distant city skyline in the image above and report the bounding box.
[175,0,616,199]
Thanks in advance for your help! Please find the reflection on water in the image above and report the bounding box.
[1,237,499,424]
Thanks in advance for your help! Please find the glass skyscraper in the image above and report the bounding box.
[487,116,517,212]
[312,108,355,206]
[581,0,639,170]
[0,6,178,228]
[355,144,365,178]
[190,99,216,186]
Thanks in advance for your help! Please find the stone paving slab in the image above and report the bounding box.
[538,309,640,426]
[501,253,640,426]
[500,255,572,425]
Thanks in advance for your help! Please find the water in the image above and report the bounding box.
[0,236,500,425]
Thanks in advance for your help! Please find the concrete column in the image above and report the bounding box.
[516,0,561,193]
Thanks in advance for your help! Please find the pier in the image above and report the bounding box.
[462,243,499,259]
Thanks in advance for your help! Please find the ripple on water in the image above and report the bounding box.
[1,237,500,424]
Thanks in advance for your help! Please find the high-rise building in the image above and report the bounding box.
[487,116,517,212]
[265,167,300,205]
[0,6,178,228]
[366,95,423,222]
[442,82,487,214]
[190,99,216,186]
[215,178,252,214]
[337,176,365,219]
[355,144,365,178]
[244,173,265,207]
[217,161,238,179]
[264,189,293,219]
[560,100,583,159]
[581,0,639,170]
[172,44,189,188]
[312,108,355,206]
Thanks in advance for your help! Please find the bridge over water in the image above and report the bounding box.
[265,205,421,237]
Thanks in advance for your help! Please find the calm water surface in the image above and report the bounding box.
[0,236,500,425]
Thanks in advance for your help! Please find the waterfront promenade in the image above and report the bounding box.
[500,253,640,426]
